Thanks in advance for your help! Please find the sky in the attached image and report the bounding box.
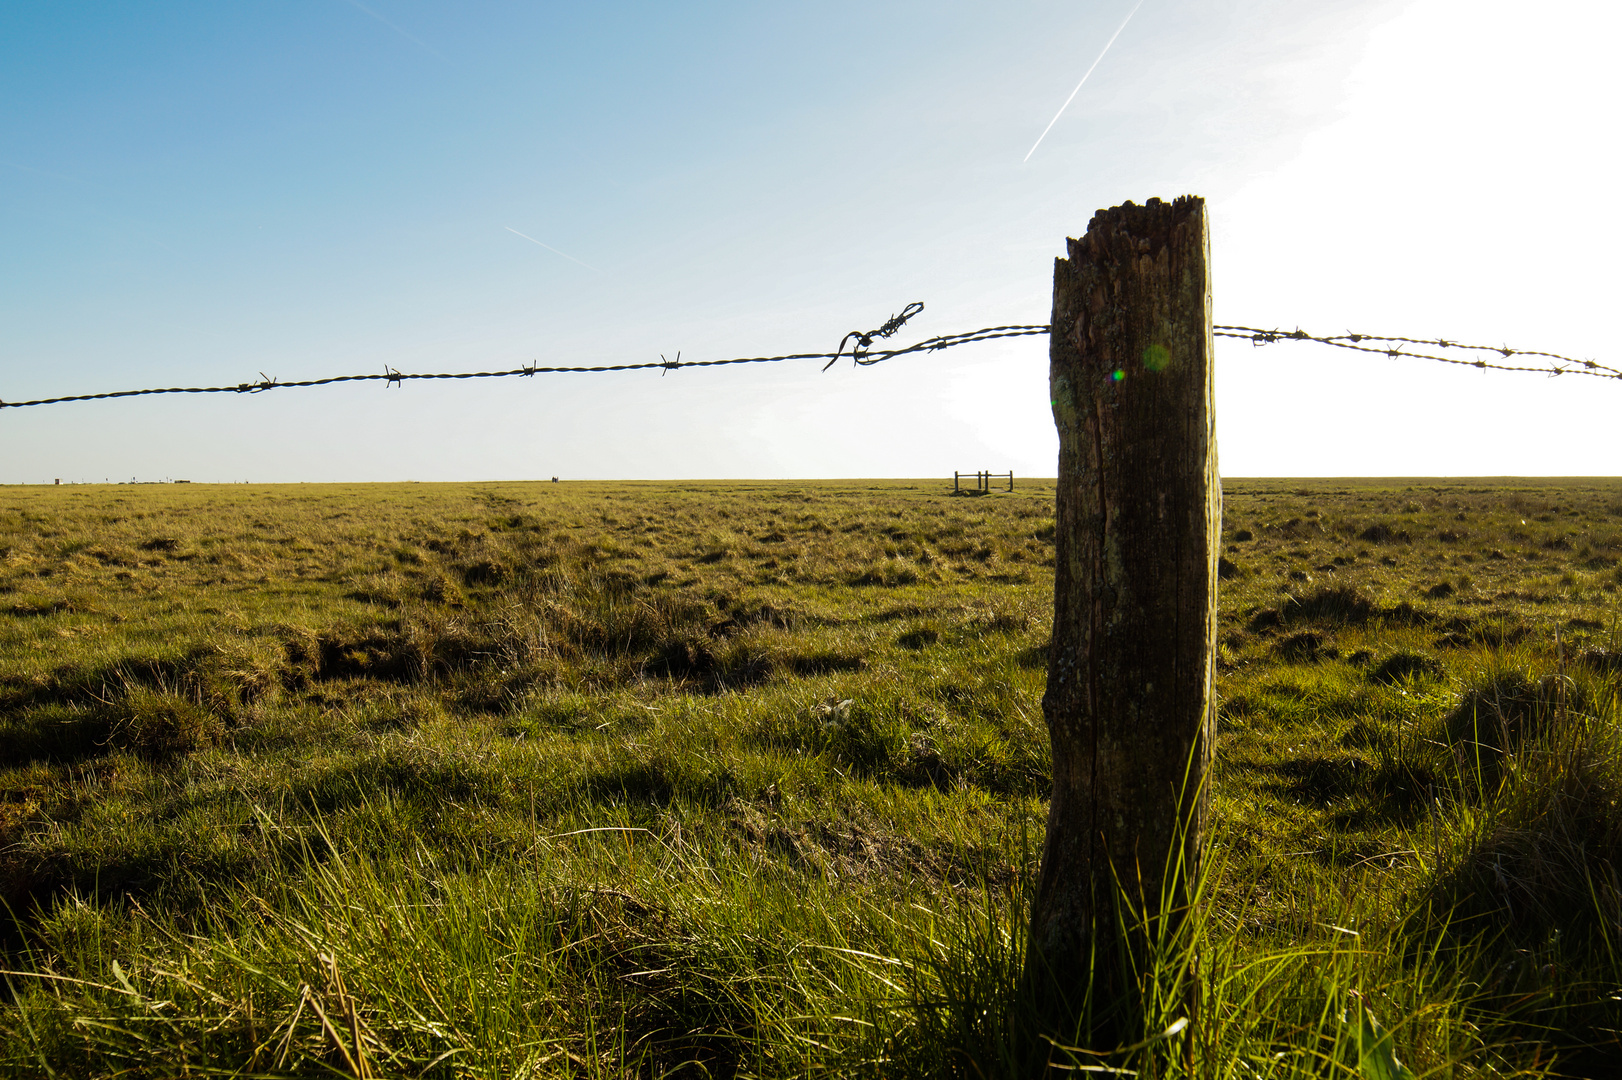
[2,0,1618,483]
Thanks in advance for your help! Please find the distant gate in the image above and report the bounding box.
[952,470,1013,493]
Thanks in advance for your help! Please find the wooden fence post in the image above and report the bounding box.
[1024,196,1219,1041]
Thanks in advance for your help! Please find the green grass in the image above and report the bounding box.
[2,477,1621,1076]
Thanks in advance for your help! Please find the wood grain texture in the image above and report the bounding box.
[1026,196,1220,1023]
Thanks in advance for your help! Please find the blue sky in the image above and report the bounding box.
[3,0,1618,482]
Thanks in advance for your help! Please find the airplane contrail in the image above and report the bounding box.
[338,0,442,57]
[503,226,601,273]
[1023,0,1148,163]
[2,159,81,183]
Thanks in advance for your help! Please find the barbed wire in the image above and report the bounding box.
[1,308,1613,411]
[1214,325,1622,380]
[0,308,1050,411]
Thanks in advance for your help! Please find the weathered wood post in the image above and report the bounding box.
[1024,196,1219,1041]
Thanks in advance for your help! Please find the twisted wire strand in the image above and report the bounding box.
[1214,325,1622,380]
[2,316,1612,410]
[0,322,1052,411]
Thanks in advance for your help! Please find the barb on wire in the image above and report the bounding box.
[824,302,926,372]
[1214,325,1622,381]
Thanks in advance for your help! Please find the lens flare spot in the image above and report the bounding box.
[1112,369,1126,382]
[1143,344,1171,372]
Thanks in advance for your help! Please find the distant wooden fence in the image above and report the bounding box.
[953,470,1014,493]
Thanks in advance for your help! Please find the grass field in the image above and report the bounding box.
[2,477,1620,1077]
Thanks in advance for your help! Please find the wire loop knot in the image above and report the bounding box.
[824,302,925,371]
